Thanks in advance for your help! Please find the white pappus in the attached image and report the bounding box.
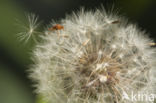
[26,8,156,103]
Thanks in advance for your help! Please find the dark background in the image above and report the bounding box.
[0,0,156,103]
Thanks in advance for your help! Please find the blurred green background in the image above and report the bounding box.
[0,0,156,103]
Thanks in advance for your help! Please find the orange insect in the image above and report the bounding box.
[48,24,64,31]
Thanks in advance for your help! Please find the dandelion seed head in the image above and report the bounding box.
[29,8,156,103]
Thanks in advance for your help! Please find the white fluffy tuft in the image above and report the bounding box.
[29,9,156,103]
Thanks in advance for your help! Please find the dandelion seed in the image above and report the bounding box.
[149,42,156,46]
[17,13,40,43]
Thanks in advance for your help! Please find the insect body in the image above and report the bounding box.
[48,24,64,31]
